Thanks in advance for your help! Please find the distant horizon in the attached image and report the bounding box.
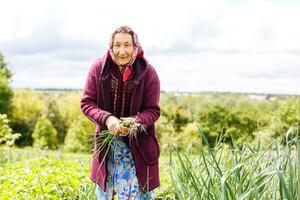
[11,86,300,96]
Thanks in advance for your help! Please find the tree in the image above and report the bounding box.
[0,52,13,115]
[0,52,12,79]
[198,103,259,146]
[32,115,58,149]
[43,94,68,145]
[10,89,44,146]
[271,99,300,143]
[64,116,95,153]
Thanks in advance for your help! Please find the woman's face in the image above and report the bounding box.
[112,33,134,66]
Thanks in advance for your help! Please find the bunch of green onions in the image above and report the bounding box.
[95,118,145,164]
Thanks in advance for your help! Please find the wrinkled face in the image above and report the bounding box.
[112,33,134,66]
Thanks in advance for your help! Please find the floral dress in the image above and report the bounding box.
[96,135,154,199]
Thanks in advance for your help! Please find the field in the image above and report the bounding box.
[0,145,177,199]
[1,133,299,199]
[1,90,300,199]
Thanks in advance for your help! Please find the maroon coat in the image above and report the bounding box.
[80,53,161,192]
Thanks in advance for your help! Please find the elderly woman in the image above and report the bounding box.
[80,26,161,199]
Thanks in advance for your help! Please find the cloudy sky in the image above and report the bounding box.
[0,0,299,94]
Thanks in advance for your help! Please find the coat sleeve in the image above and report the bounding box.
[80,60,112,126]
[137,69,161,127]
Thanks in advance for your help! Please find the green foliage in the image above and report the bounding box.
[0,52,12,79]
[0,52,13,115]
[156,92,299,151]
[7,89,300,154]
[64,117,95,153]
[156,115,175,149]
[0,77,13,115]
[10,89,44,146]
[168,128,299,199]
[0,156,96,199]
[271,99,300,143]
[56,92,82,127]
[10,90,85,147]
[161,95,192,132]
[157,118,201,153]
[43,94,68,145]
[0,114,20,146]
[10,90,83,147]
[198,103,261,146]
[32,116,58,150]
[276,140,300,200]
[198,104,230,143]
[171,105,192,132]
[1,90,299,198]
[158,98,194,151]
[181,122,202,153]
[0,135,298,199]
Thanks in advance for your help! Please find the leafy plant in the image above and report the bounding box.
[0,114,20,146]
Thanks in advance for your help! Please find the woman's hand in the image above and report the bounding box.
[105,116,120,135]
[118,127,130,137]
[118,117,137,137]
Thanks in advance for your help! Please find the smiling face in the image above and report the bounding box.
[112,33,134,66]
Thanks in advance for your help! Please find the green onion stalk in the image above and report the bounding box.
[94,117,145,166]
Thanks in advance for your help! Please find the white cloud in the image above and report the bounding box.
[1,0,300,94]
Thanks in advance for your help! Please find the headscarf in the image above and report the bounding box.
[108,26,144,81]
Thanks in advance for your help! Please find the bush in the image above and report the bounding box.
[32,116,58,150]
[11,89,44,146]
[156,115,176,151]
[43,94,68,145]
[271,99,300,143]
[0,114,20,146]
[198,103,260,146]
[56,92,82,127]
[180,122,201,153]
[63,117,95,153]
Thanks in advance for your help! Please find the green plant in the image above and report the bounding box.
[0,156,96,199]
[32,116,58,150]
[43,95,68,145]
[168,126,299,199]
[63,117,95,153]
[276,138,300,200]
[0,52,13,115]
[0,114,20,146]
[10,89,44,146]
[94,118,144,165]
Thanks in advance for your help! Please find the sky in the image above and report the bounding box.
[0,0,300,94]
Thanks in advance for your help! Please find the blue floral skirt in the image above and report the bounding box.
[96,136,154,200]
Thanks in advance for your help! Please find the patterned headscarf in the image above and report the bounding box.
[108,26,144,81]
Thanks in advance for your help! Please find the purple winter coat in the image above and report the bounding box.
[80,53,161,192]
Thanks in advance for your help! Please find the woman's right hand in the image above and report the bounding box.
[105,116,120,135]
